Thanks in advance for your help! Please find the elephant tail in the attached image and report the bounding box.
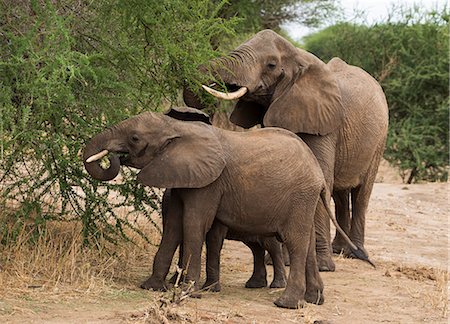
[320,190,376,269]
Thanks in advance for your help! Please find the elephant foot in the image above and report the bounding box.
[140,276,167,291]
[274,295,304,309]
[270,278,286,289]
[332,238,348,254]
[317,254,335,272]
[332,245,345,254]
[305,289,324,305]
[245,276,267,288]
[202,280,221,292]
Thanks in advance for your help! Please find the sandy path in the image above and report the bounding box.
[1,183,448,323]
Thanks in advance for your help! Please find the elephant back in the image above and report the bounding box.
[220,127,325,187]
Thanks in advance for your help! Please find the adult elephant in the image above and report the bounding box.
[184,29,389,271]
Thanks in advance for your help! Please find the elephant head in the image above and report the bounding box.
[83,108,225,188]
[185,29,345,135]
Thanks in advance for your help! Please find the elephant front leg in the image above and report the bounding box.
[168,246,184,285]
[140,225,181,291]
[141,190,182,291]
[203,221,228,292]
[181,237,203,293]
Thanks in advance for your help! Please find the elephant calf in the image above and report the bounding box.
[152,188,287,293]
[83,107,366,309]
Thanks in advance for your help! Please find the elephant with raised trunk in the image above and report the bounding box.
[184,29,389,271]
[83,108,370,308]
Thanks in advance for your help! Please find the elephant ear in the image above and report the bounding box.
[263,62,344,135]
[166,106,212,124]
[229,100,266,128]
[137,122,226,189]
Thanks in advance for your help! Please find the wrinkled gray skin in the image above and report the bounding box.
[184,29,389,271]
[83,109,328,309]
[161,109,286,291]
[161,189,287,292]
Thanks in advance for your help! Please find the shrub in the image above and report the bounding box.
[304,6,449,182]
[0,0,234,244]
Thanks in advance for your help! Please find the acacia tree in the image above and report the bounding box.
[0,0,234,243]
[0,0,340,244]
[304,7,449,183]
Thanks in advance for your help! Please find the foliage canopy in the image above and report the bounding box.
[0,0,234,244]
[0,0,337,244]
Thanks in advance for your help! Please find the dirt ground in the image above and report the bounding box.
[1,179,448,323]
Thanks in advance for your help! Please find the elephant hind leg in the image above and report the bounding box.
[332,189,351,254]
[315,199,336,272]
[244,241,268,288]
[305,225,324,305]
[273,212,315,309]
[262,238,287,288]
[264,244,290,266]
[273,238,308,309]
[347,182,373,258]
[347,141,385,258]
[202,221,228,292]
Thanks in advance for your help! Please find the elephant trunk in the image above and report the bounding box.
[184,47,256,107]
[83,130,120,181]
[183,87,206,110]
[211,53,253,87]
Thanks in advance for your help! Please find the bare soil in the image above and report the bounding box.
[1,181,448,323]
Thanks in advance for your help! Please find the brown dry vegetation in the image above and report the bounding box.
[0,167,448,323]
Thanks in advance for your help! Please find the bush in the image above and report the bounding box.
[304,6,449,182]
[0,0,235,244]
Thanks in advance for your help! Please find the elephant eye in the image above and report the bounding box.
[267,62,277,69]
[131,134,139,142]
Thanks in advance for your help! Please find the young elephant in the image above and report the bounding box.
[83,108,365,308]
[159,188,287,292]
[157,109,286,292]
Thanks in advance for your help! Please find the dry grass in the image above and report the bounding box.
[0,214,212,322]
[0,219,159,299]
[425,268,448,317]
[129,301,193,324]
[384,263,449,317]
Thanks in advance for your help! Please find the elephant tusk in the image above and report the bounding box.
[202,85,248,100]
[86,150,109,163]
